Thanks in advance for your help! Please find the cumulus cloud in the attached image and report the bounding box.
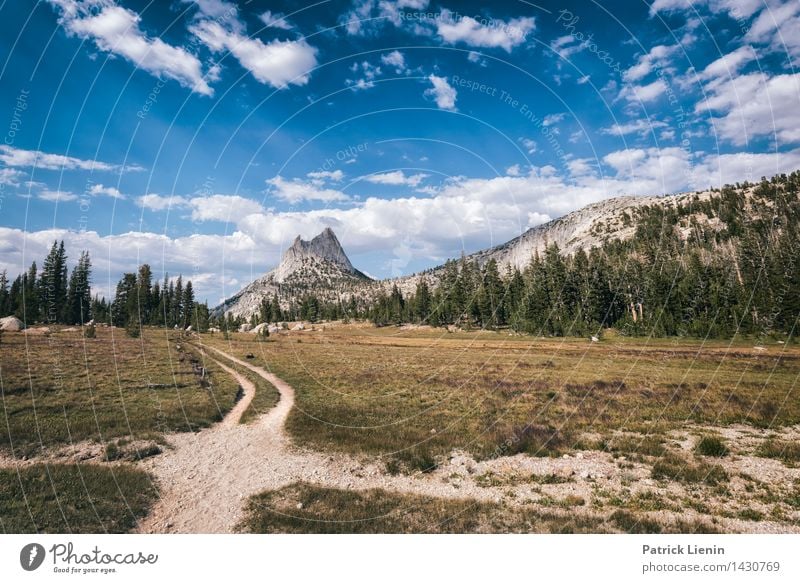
[624,44,678,82]
[188,11,318,88]
[519,137,537,154]
[47,0,215,95]
[7,147,799,301]
[38,189,78,202]
[435,9,534,52]
[619,78,668,103]
[425,75,457,110]
[266,176,350,203]
[137,193,190,211]
[306,170,344,185]
[0,145,143,172]
[89,184,125,199]
[601,118,669,137]
[341,0,430,35]
[188,194,265,221]
[381,50,408,73]
[697,72,800,145]
[699,45,757,81]
[259,10,294,30]
[0,168,24,186]
[346,60,382,90]
[362,170,428,187]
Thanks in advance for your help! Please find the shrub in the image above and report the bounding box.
[104,442,122,461]
[491,423,567,457]
[757,440,800,465]
[610,510,663,533]
[652,453,728,485]
[390,448,438,474]
[695,435,729,457]
[83,323,96,338]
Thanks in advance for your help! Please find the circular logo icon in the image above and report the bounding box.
[20,543,46,571]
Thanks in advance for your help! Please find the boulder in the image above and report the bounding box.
[291,323,305,331]
[268,325,280,334]
[238,323,252,333]
[251,323,269,334]
[0,316,25,331]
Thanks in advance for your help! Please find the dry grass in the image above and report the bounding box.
[0,327,241,456]
[237,482,722,534]
[201,327,800,461]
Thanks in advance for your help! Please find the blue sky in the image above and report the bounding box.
[1,0,799,303]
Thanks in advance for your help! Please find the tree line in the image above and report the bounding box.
[0,242,209,336]
[241,173,800,340]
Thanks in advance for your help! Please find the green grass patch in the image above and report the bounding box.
[757,440,800,466]
[695,435,729,457]
[652,453,729,485]
[0,464,157,533]
[238,482,608,533]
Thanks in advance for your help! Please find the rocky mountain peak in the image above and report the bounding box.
[275,227,358,282]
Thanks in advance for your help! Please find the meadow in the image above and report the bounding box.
[201,326,800,466]
[0,326,243,457]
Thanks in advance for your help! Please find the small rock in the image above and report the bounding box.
[575,452,584,460]
[296,502,303,510]
[562,454,570,459]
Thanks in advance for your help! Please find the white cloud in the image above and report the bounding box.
[435,9,535,52]
[519,137,537,154]
[259,10,294,30]
[620,78,668,102]
[346,60,382,90]
[381,50,408,73]
[601,118,669,137]
[7,147,800,300]
[649,0,762,18]
[746,1,800,64]
[362,170,428,187]
[543,113,566,126]
[306,170,344,185]
[700,45,757,81]
[624,44,678,82]
[189,18,318,88]
[0,145,143,172]
[38,190,78,202]
[266,176,350,203]
[0,168,24,186]
[698,72,800,145]
[89,184,125,199]
[341,0,430,35]
[48,0,214,95]
[137,193,190,211]
[425,74,457,110]
[188,194,265,221]
[506,164,521,176]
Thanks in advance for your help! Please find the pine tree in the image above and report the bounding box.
[66,251,92,324]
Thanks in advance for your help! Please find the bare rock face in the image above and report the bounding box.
[215,228,369,319]
[275,227,358,282]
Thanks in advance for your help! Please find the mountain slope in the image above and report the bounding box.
[216,175,796,321]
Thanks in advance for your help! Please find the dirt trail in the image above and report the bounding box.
[132,344,800,534]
